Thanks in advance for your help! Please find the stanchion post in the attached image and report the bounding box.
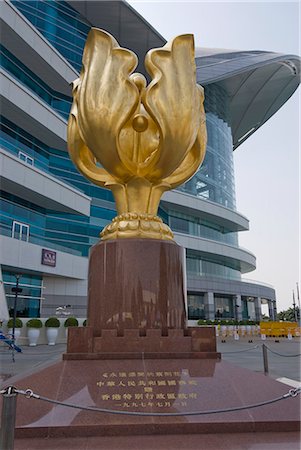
[0,387,17,450]
[262,343,269,375]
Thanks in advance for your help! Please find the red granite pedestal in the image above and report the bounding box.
[87,239,187,332]
[65,239,220,359]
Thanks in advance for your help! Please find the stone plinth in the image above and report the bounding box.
[3,359,300,439]
[65,326,219,359]
[87,239,186,333]
[67,238,219,359]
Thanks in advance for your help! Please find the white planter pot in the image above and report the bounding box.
[8,328,21,344]
[27,328,40,346]
[46,328,58,345]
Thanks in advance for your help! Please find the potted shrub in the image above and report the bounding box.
[26,318,43,346]
[64,317,78,337]
[45,317,60,345]
[7,318,23,343]
[83,319,87,327]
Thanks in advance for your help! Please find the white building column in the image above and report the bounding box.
[268,299,276,321]
[273,301,277,320]
[0,267,9,321]
[204,292,215,320]
[235,295,242,321]
[255,297,262,322]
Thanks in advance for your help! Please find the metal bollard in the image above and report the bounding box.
[262,343,269,376]
[0,386,17,450]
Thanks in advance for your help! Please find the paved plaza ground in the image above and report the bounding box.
[1,336,300,385]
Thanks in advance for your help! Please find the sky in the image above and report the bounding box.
[129,1,300,312]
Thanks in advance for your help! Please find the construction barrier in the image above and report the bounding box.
[260,321,300,338]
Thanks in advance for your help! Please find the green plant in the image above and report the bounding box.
[64,317,79,327]
[244,320,255,326]
[197,319,207,326]
[26,318,43,328]
[277,306,300,322]
[83,319,87,327]
[7,318,23,328]
[45,317,60,328]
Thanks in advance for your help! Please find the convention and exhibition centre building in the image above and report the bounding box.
[1,0,300,323]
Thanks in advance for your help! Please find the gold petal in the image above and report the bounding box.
[163,87,207,189]
[144,34,202,180]
[77,28,139,180]
[67,113,114,187]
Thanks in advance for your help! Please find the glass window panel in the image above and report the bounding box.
[21,224,29,241]
[187,294,205,320]
[214,295,234,319]
[12,221,20,239]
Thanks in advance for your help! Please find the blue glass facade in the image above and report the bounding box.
[0,46,72,119]
[176,84,239,281]
[169,209,238,246]
[179,84,236,210]
[186,253,241,281]
[0,116,50,173]
[11,0,90,72]
[0,116,111,257]
[2,0,241,285]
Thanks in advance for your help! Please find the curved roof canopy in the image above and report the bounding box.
[67,0,165,78]
[195,50,301,149]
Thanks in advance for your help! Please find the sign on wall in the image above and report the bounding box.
[41,249,56,267]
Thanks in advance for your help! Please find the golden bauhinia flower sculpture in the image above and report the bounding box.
[68,28,207,240]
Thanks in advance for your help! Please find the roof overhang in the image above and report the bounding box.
[196,51,301,149]
[162,190,249,232]
[67,0,166,80]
